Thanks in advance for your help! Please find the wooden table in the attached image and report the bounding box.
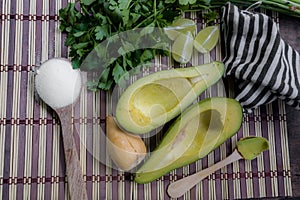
[279,14,300,198]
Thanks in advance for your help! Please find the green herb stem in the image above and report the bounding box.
[208,0,300,17]
[154,0,157,18]
[133,8,165,29]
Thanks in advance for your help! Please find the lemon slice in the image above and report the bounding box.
[194,25,220,54]
[164,18,196,40]
[172,31,194,64]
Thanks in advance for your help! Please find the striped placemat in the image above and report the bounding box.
[0,0,292,199]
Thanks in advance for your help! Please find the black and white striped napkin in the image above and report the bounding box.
[221,2,300,112]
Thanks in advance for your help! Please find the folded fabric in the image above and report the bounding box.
[221,2,300,112]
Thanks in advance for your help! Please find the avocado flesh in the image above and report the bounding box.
[236,136,269,160]
[116,61,224,134]
[134,97,243,184]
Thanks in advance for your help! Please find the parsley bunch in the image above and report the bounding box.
[59,1,168,90]
[59,0,212,90]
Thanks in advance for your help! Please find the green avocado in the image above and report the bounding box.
[134,97,243,184]
[115,61,224,134]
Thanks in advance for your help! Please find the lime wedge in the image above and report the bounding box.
[164,18,196,40]
[172,31,194,64]
[193,25,220,54]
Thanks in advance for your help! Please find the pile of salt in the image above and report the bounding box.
[35,58,82,109]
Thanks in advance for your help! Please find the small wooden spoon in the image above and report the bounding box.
[167,136,269,198]
[35,58,88,200]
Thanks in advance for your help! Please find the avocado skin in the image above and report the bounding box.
[134,97,243,184]
[116,61,225,134]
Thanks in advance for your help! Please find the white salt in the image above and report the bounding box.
[35,58,82,109]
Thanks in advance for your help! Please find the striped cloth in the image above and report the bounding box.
[221,3,300,112]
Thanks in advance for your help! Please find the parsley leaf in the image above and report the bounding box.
[95,26,109,41]
[179,0,197,5]
[112,62,126,83]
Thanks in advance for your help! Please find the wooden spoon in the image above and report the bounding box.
[35,58,88,200]
[167,136,269,198]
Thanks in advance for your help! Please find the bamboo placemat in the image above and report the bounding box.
[0,0,292,199]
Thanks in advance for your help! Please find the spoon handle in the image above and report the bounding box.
[57,106,88,200]
[167,149,243,198]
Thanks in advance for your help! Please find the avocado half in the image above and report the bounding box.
[134,97,243,184]
[116,61,224,134]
